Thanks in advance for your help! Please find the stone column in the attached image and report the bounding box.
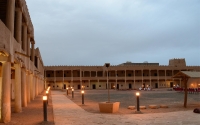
[14,64,22,113]
[115,70,117,90]
[26,72,30,103]
[142,70,143,87]
[133,70,135,89]
[27,35,30,56]
[53,70,57,89]
[22,24,27,52]
[21,68,27,107]
[165,70,166,87]
[31,43,35,62]
[157,70,159,88]
[30,74,34,100]
[63,70,64,89]
[6,0,15,35]
[125,70,126,89]
[149,70,152,87]
[35,76,38,96]
[14,8,22,44]
[1,62,11,123]
[79,69,82,88]
[33,76,36,98]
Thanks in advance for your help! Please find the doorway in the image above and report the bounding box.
[92,84,96,89]
[117,84,119,90]
[170,82,173,87]
[78,85,81,89]
[129,84,132,89]
[111,83,115,89]
[64,84,66,89]
[155,83,158,88]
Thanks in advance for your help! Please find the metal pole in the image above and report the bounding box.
[72,90,74,98]
[82,93,84,104]
[66,89,68,95]
[43,98,47,121]
[137,96,140,111]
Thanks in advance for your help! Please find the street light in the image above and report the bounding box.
[72,89,74,98]
[66,88,68,95]
[135,92,141,113]
[105,63,110,103]
[81,90,84,105]
[43,96,47,121]
[46,90,49,105]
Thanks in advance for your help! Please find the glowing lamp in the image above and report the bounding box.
[43,96,47,100]
[81,90,84,94]
[136,92,140,96]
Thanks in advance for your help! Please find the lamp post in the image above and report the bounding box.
[81,90,84,105]
[135,92,142,113]
[46,90,49,105]
[43,96,48,121]
[66,88,68,95]
[72,89,74,98]
[105,63,110,103]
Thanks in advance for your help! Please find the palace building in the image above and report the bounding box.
[0,0,45,123]
[1,0,200,124]
[45,58,200,90]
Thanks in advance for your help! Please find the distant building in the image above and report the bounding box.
[45,58,200,90]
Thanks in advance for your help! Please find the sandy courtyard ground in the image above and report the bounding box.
[0,89,199,124]
[66,89,200,114]
[0,92,54,125]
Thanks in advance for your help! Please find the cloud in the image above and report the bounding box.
[26,0,200,66]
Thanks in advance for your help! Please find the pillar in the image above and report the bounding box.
[31,43,35,62]
[149,70,152,87]
[22,24,27,52]
[14,8,22,44]
[30,74,34,100]
[165,70,166,87]
[6,0,15,35]
[142,70,143,87]
[33,76,35,98]
[21,68,27,107]
[26,72,30,103]
[125,70,126,89]
[1,62,11,123]
[35,76,38,96]
[115,70,117,90]
[14,64,22,113]
[27,35,30,56]
[157,70,159,88]
[133,70,135,89]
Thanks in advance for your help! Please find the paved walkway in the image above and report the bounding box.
[51,91,199,125]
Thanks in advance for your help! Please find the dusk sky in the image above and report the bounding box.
[26,0,200,66]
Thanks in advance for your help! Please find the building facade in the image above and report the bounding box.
[45,58,200,90]
[0,0,45,123]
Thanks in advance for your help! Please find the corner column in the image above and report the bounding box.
[1,62,11,123]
